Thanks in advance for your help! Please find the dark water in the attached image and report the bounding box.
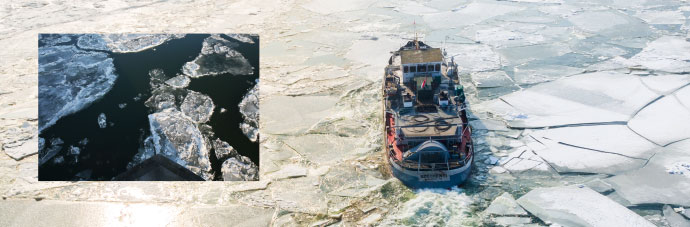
[38,34,259,181]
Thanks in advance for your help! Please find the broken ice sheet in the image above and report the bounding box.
[485,71,690,128]
[517,186,655,227]
[628,85,690,146]
[239,84,259,142]
[38,45,118,132]
[606,139,690,207]
[182,35,253,78]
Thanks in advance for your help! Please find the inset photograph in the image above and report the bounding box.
[37,34,259,181]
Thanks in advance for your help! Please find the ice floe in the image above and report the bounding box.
[148,108,213,180]
[225,34,256,44]
[182,35,253,78]
[212,138,238,160]
[630,36,690,73]
[517,186,655,227]
[221,156,258,181]
[97,113,107,128]
[2,124,38,161]
[606,139,690,207]
[38,45,117,132]
[628,85,690,146]
[485,192,528,216]
[239,84,259,142]
[180,90,215,124]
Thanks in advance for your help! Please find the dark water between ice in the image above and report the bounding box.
[38,34,259,180]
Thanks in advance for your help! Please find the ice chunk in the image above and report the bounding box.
[101,34,184,53]
[38,45,117,132]
[148,68,167,89]
[663,205,690,227]
[118,103,126,109]
[69,146,80,155]
[182,35,253,78]
[485,192,528,216]
[164,74,190,89]
[606,139,690,207]
[180,91,215,124]
[221,156,258,181]
[39,138,63,165]
[225,34,256,44]
[239,84,259,142]
[148,108,213,180]
[517,186,655,227]
[145,87,177,112]
[97,113,106,128]
[630,36,690,73]
[212,138,238,160]
[628,86,690,146]
[76,34,109,51]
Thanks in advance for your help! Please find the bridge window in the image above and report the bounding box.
[418,64,426,72]
[403,66,409,73]
[428,65,434,72]
[410,66,416,72]
[435,64,440,71]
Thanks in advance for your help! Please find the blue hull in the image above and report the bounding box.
[389,157,473,188]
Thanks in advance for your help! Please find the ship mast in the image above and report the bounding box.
[414,20,419,50]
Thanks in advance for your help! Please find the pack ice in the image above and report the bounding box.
[38,45,117,132]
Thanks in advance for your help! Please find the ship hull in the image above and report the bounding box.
[388,156,472,189]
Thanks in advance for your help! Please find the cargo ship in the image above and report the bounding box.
[383,37,474,188]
